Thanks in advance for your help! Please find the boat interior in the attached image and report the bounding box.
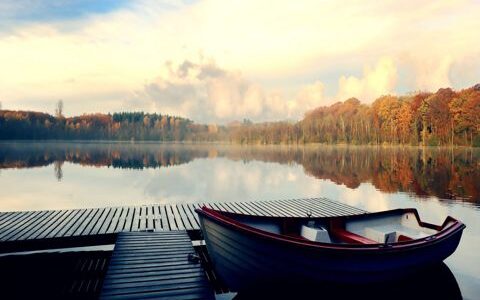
[229,210,452,245]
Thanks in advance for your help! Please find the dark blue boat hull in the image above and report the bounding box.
[199,213,464,291]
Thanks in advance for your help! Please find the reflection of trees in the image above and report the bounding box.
[54,161,63,181]
[0,143,210,170]
[0,142,478,202]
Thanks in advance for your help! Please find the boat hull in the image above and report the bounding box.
[199,211,464,291]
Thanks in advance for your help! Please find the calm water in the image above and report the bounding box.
[0,141,479,298]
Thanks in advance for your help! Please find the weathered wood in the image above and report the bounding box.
[170,205,186,230]
[100,231,215,300]
[46,209,82,239]
[180,204,197,230]
[107,207,124,234]
[31,209,72,240]
[158,206,168,231]
[0,198,366,252]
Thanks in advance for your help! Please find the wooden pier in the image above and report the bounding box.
[0,198,365,253]
[101,231,215,300]
[0,198,367,298]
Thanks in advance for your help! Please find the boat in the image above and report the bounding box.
[196,207,465,291]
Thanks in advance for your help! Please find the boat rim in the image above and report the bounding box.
[196,206,466,252]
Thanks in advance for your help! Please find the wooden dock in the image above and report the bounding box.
[0,198,367,298]
[0,198,366,252]
[101,231,215,300]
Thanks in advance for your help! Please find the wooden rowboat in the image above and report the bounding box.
[196,207,465,291]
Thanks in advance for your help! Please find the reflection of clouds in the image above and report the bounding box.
[339,186,389,212]
[287,172,297,182]
[140,159,326,204]
[241,165,262,194]
[1,148,479,299]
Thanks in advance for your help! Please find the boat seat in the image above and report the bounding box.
[365,227,397,243]
[329,219,376,244]
[330,227,376,244]
[363,226,421,243]
[301,223,331,243]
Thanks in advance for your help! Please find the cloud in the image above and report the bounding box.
[0,0,479,118]
[336,57,398,103]
[129,58,328,122]
[291,81,326,113]
[414,56,452,91]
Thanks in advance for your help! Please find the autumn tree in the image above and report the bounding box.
[1,84,479,146]
[372,95,402,143]
[397,100,413,144]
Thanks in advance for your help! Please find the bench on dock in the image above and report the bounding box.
[100,231,215,300]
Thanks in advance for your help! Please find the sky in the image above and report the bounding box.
[0,0,479,123]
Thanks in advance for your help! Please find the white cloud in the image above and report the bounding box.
[128,58,329,122]
[414,56,452,91]
[0,0,479,118]
[336,57,398,103]
[291,81,326,113]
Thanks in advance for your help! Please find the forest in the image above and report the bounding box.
[1,84,479,146]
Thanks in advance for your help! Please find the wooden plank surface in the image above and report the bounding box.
[100,231,214,300]
[0,198,366,247]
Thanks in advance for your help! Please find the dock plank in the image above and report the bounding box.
[236,202,257,214]
[0,211,27,230]
[64,208,97,237]
[72,208,101,236]
[139,206,148,232]
[53,209,89,238]
[107,207,124,234]
[77,208,103,236]
[275,199,312,216]
[165,205,179,231]
[122,207,135,232]
[180,204,198,230]
[293,198,337,216]
[100,231,215,300]
[223,202,248,215]
[32,209,72,240]
[130,207,141,232]
[151,206,162,231]
[46,209,82,239]
[147,206,156,231]
[16,209,65,241]
[175,205,193,231]
[0,198,366,252]
[0,210,47,241]
[245,201,272,216]
[98,208,119,235]
[157,206,167,231]
[170,205,186,231]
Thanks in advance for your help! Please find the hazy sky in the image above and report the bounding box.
[0,0,479,122]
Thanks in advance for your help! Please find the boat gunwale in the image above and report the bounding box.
[196,207,466,252]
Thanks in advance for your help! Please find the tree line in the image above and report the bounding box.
[1,84,479,146]
[229,84,480,146]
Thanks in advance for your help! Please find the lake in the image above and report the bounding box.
[0,141,479,298]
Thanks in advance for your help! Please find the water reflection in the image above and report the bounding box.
[233,263,462,300]
[0,142,478,298]
[0,142,478,202]
[53,161,63,181]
